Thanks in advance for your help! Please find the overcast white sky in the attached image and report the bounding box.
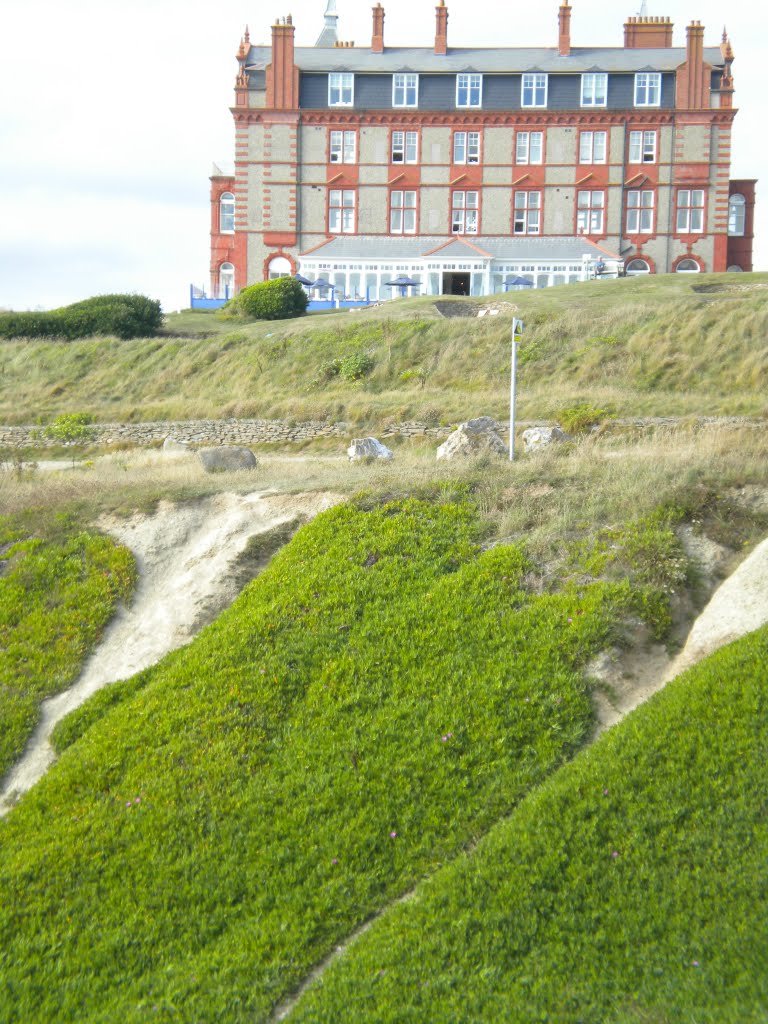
[0,0,762,313]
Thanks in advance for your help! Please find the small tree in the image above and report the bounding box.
[41,413,97,466]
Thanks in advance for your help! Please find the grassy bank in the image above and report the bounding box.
[0,496,680,1022]
[0,511,136,779]
[290,623,768,1024]
[1,273,766,428]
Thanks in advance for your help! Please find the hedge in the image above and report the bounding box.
[229,276,308,320]
[0,294,163,340]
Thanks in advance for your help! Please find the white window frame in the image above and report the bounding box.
[629,130,657,164]
[392,73,418,108]
[390,190,417,234]
[456,74,482,108]
[329,130,356,164]
[581,73,607,107]
[451,191,479,234]
[634,72,661,107]
[676,189,705,233]
[328,189,356,233]
[328,72,354,107]
[391,130,419,164]
[579,131,607,164]
[626,190,655,234]
[515,131,543,165]
[513,191,541,235]
[577,190,605,234]
[728,194,746,236]
[219,192,235,233]
[521,73,548,108]
[453,131,480,165]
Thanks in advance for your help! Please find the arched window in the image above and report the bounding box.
[625,258,650,275]
[675,258,701,273]
[727,265,743,273]
[728,194,746,237]
[219,262,235,299]
[267,255,291,279]
[220,192,235,233]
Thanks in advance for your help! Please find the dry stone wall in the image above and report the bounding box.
[0,418,457,450]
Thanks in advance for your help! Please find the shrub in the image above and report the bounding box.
[40,413,96,448]
[558,401,613,434]
[231,277,308,321]
[0,294,163,341]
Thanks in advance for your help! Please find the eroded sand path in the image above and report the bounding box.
[0,490,342,815]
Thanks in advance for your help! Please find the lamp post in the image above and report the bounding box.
[509,318,523,460]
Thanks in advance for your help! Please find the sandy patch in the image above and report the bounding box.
[0,490,342,815]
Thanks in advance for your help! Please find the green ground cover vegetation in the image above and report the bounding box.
[0,274,766,428]
[0,511,136,779]
[291,623,768,1024]
[0,496,679,1022]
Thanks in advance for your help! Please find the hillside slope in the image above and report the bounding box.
[0,274,766,429]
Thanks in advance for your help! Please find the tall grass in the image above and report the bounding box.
[1,274,766,427]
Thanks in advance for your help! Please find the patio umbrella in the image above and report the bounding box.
[294,273,313,286]
[384,276,421,297]
[504,275,534,289]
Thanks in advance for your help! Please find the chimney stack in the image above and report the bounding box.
[558,0,571,56]
[435,0,448,55]
[624,15,674,48]
[266,16,300,110]
[372,3,384,53]
[677,20,709,109]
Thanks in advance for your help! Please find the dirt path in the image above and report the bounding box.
[0,490,342,816]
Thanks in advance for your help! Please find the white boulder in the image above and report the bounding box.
[436,417,508,460]
[347,437,394,462]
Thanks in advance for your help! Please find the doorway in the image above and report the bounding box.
[442,271,470,296]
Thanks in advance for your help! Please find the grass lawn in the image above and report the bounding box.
[0,510,135,779]
[290,623,768,1024]
[0,496,672,1022]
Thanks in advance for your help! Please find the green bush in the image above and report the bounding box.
[230,277,308,321]
[0,294,163,341]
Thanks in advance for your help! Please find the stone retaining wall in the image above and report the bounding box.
[0,418,457,450]
[0,415,760,450]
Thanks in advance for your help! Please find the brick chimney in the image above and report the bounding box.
[266,15,300,110]
[676,20,709,110]
[624,15,674,48]
[435,0,448,56]
[372,3,385,53]
[558,0,571,56]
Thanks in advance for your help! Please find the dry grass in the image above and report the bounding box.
[4,423,767,567]
[1,273,767,429]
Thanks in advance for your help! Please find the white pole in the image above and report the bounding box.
[510,324,517,461]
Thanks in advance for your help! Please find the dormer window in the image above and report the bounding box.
[581,73,607,107]
[329,73,354,106]
[634,72,661,107]
[456,74,482,108]
[522,73,548,108]
[393,73,418,107]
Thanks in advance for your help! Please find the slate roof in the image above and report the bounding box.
[246,45,724,75]
[299,235,620,261]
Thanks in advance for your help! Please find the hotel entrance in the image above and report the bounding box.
[441,271,471,296]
